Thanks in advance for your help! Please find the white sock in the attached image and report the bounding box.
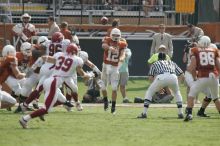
[23,115,31,122]
[143,107,148,115]
[178,108,183,115]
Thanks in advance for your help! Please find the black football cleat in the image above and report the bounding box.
[14,105,22,113]
[63,101,74,107]
[111,107,116,114]
[32,103,39,109]
[137,113,147,119]
[184,114,193,122]
[104,101,109,111]
[197,110,210,117]
[178,113,184,119]
[39,115,45,121]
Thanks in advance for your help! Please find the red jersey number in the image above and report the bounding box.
[55,56,73,72]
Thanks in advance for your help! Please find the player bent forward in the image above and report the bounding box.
[137,52,184,119]
[19,43,90,128]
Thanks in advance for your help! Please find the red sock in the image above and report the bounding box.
[30,108,47,118]
[72,92,78,102]
[25,90,40,105]
[66,93,72,101]
[53,101,62,107]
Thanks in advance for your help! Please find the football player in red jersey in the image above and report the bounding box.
[184,36,220,121]
[101,28,126,114]
[0,45,25,109]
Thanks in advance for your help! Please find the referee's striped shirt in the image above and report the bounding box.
[148,60,183,76]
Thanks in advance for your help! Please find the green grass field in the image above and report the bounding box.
[0,78,220,146]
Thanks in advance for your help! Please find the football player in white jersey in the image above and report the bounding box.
[64,44,101,111]
[19,43,90,128]
[19,36,71,111]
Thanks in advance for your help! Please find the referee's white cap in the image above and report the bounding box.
[159,45,166,49]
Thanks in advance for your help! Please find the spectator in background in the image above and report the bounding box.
[60,21,74,42]
[107,18,120,36]
[148,44,170,64]
[119,45,132,103]
[47,16,60,38]
[150,24,173,58]
[12,13,36,51]
[186,24,204,42]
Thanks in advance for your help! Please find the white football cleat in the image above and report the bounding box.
[19,117,28,129]
[63,105,73,112]
[75,102,83,111]
[20,103,27,113]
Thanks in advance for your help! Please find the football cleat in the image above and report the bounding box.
[137,113,147,119]
[63,101,74,107]
[63,105,72,112]
[111,107,116,115]
[6,107,12,111]
[20,103,28,113]
[184,114,193,122]
[39,115,45,121]
[178,113,184,119]
[63,101,74,112]
[197,110,210,117]
[75,102,83,111]
[122,98,132,103]
[14,105,22,113]
[104,100,109,111]
[19,117,28,129]
[32,100,39,109]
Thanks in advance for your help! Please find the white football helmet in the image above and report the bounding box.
[209,43,217,49]
[110,28,121,42]
[73,35,79,45]
[78,51,88,63]
[20,42,32,56]
[2,45,16,57]
[37,36,48,45]
[198,36,211,48]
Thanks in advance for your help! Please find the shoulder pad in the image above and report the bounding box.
[78,51,88,63]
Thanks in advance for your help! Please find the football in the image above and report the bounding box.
[100,16,108,25]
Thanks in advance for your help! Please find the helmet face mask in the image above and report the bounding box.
[2,45,16,57]
[110,28,121,42]
[198,36,211,48]
[21,42,32,57]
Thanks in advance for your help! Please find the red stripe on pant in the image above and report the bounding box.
[30,78,57,118]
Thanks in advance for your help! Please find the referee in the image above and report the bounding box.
[137,52,184,119]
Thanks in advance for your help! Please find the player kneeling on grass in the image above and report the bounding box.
[19,43,90,129]
[0,45,26,110]
[137,52,184,119]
